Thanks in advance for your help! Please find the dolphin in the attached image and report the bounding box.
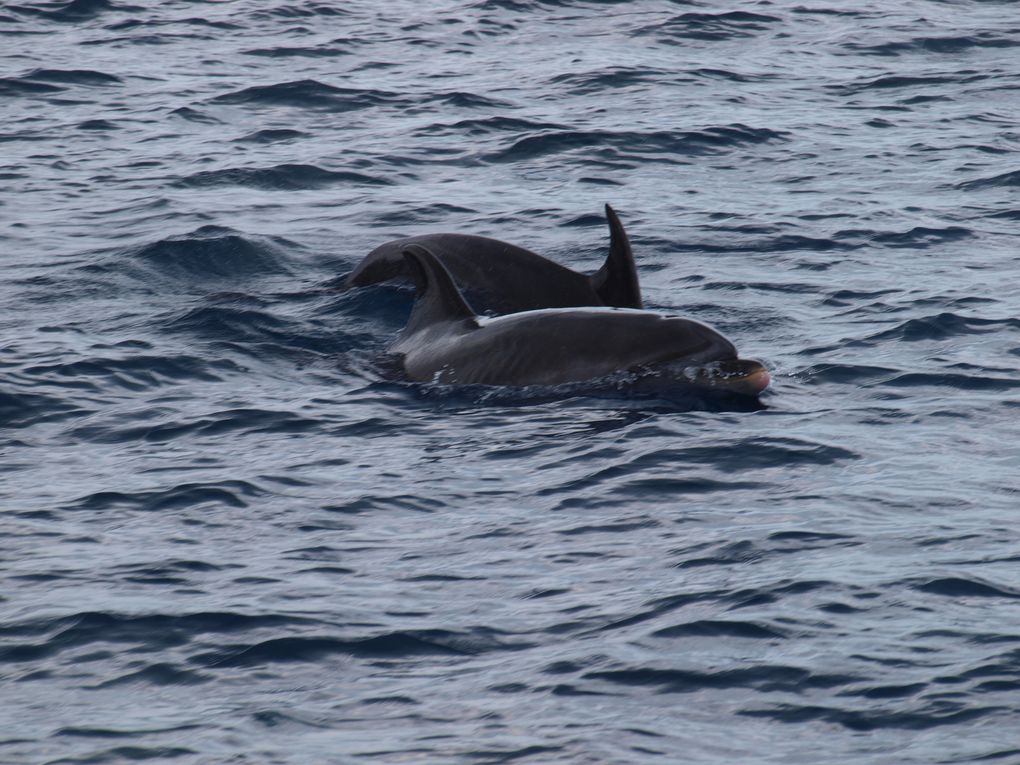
[345,204,641,314]
[388,244,770,396]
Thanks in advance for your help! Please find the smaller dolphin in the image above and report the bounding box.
[345,204,641,314]
[389,244,770,396]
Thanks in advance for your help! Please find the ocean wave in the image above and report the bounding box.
[674,437,858,469]
[131,226,294,280]
[68,406,320,444]
[487,125,788,163]
[0,75,64,96]
[106,15,241,31]
[548,66,669,93]
[69,480,265,509]
[633,11,781,43]
[665,233,853,254]
[913,576,1020,599]
[162,296,371,358]
[650,620,788,640]
[321,492,445,515]
[8,0,134,23]
[192,627,527,667]
[832,225,974,248]
[794,364,900,384]
[845,34,1020,57]
[248,3,351,20]
[0,388,84,427]
[174,164,392,191]
[40,744,198,761]
[20,68,121,85]
[21,351,237,392]
[233,128,308,143]
[542,473,765,500]
[210,79,402,111]
[822,289,899,306]
[833,73,986,96]
[0,610,316,665]
[96,663,210,687]
[472,0,635,9]
[859,312,1020,343]
[369,202,479,226]
[881,372,1020,392]
[82,30,221,46]
[585,664,855,693]
[415,115,567,137]
[739,700,1003,731]
[76,118,118,130]
[957,169,1020,190]
[169,105,221,124]
[673,535,860,570]
[423,91,512,109]
[241,44,355,59]
[689,67,775,82]
[542,437,855,480]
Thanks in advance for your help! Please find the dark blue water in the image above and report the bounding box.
[3,1,1020,762]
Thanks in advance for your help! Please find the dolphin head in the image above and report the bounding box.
[631,315,770,396]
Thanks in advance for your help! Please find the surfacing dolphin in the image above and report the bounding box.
[389,244,770,396]
[345,204,641,314]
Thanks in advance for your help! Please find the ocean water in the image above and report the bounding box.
[2,0,1020,762]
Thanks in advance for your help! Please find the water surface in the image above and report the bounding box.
[2,1,1020,763]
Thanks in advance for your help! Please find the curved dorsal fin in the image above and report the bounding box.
[590,203,642,309]
[401,244,477,334]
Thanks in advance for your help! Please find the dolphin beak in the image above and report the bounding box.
[731,362,771,395]
[691,359,771,396]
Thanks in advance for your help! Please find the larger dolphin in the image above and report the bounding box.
[389,244,770,396]
[346,204,641,314]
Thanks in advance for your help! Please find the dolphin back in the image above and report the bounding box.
[352,234,597,313]
[345,205,644,313]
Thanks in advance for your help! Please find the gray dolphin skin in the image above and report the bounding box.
[346,204,641,314]
[389,244,770,396]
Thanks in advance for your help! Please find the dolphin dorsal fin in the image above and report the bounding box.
[401,244,477,334]
[590,203,642,309]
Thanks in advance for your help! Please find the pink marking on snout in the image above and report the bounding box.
[745,366,771,394]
